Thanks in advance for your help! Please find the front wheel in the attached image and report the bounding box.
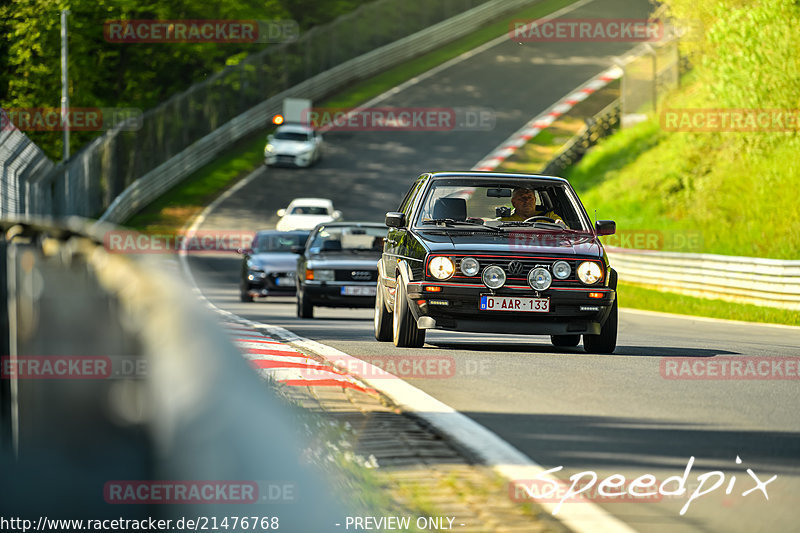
[296,289,314,319]
[583,298,617,354]
[374,283,392,341]
[392,280,425,348]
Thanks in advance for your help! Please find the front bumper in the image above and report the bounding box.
[245,272,297,297]
[406,282,615,335]
[265,152,313,167]
[303,281,377,308]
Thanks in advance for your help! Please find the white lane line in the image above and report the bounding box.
[175,1,638,528]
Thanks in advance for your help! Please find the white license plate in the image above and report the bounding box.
[275,276,295,287]
[340,286,377,296]
[479,295,549,312]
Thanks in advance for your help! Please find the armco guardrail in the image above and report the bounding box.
[0,128,54,216]
[98,0,539,223]
[0,217,346,525]
[607,247,800,311]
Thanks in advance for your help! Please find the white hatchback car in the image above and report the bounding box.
[264,124,322,167]
[276,198,342,231]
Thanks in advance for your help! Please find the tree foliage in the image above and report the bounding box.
[0,0,373,158]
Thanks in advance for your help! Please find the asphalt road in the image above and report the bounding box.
[185,0,800,531]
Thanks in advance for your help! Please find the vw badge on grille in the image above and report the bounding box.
[507,260,524,276]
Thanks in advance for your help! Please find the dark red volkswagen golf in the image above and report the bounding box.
[374,172,618,352]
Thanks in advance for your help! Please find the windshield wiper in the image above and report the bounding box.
[421,219,503,232]
[498,220,565,229]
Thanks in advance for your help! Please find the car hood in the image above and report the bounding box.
[269,140,313,155]
[306,253,380,270]
[247,252,298,271]
[417,230,603,257]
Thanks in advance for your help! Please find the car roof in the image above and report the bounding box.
[426,171,568,184]
[286,198,334,207]
[276,124,314,134]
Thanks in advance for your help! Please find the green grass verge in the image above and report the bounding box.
[561,69,800,259]
[618,282,800,327]
[126,0,579,231]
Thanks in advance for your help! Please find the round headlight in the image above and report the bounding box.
[482,265,506,289]
[429,256,455,280]
[552,260,571,280]
[577,261,603,285]
[460,257,480,277]
[528,267,552,291]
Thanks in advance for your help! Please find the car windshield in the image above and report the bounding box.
[274,131,311,141]
[414,179,590,231]
[309,226,387,253]
[253,233,308,253]
[289,206,330,215]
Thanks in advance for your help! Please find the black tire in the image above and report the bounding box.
[392,279,425,348]
[583,297,618,354]
[551,334,580,347]
[296,289,313,318]
[374,283,392,341]
[240,287,253,302]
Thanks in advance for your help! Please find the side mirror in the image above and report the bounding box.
[236,247,253,255]
[277,208,286,217]
[385,212,406,228]
[595,220,616,236]
[332,210,342,220]
[290,245,305,255]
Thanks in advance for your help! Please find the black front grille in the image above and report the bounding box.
[335,269,378,282]
[276,155,295,164]
[448,256,582,286]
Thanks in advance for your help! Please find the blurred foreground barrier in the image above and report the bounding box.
[607,247,800,311]
[0,217,345,528]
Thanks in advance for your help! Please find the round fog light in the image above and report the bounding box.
[482,265,506,289]
[460,257,480,277]
[528,267,552,291]
[552,260,571,280]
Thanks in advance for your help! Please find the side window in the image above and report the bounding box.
[398,177,426,217]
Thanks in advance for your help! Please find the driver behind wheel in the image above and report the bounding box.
[500,187,564,223]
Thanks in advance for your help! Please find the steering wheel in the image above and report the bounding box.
[523,216,556,223]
